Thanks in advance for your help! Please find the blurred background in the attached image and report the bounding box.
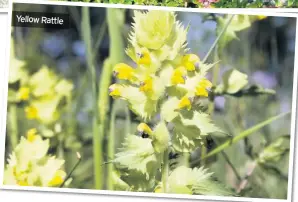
[6,3,296,200]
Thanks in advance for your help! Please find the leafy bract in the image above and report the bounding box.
[171,110,225,152]
[168,166,235,196]
[113,134,161,179]
[151,121,170,153]
[258,135,290,164]
[216,68,248,94]
[117,85,159,121]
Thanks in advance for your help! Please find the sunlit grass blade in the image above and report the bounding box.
[202,14,235,63]
[199,111,291,162]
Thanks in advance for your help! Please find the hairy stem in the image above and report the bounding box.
[104,8,125,190]
[162,148,169,193]
[8,104,18,150]
[81,7,102,190]
[203,112,290,160]
[192,111,290,165]
[107,101,116,190]
[202,14,235,63]
[200,15,235,165]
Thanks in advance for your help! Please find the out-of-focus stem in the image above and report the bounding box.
[81,7,102,190]
[200,15,235,166]
[8,104,18,150]
[107,101,116,190]
[102,8,125,190]
[162,148,169,193]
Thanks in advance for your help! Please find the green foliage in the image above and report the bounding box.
[167,166,235,196]
[216,15,251,51]
[113,134,161,178]
[216,68,249,94]
[257,135,290,164]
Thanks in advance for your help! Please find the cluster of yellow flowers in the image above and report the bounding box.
[3,129,66,187]
[108,12,217,122]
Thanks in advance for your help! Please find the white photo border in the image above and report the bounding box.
[1,1,298,202]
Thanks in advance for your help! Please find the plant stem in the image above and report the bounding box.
[60,152,82,188]
[202,14,235,63]
[199,111,290,161]
[107,101,116,190]
[81,7,102,190]
[162,148,169,193]
[200,14,235,166]
[8,104,18,150]
[103,8,125,190]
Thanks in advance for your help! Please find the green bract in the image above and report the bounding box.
[167,166,235,196]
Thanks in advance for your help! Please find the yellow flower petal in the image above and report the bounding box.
[171,67,187,85]
[25,106,38,120]
[109,84,122,98]
[195,86,208,97]
[137,123,153,137]
[136,48,151,66]
[257,15,267,20]
[48,170,66,187]
[17,87,30,101]
[18,180,29,186]
[182,54,200,71]
[199,78,212,89]
[139,76,153,93]
[113,63,136,81]
[178,96,192,110]
[26,128,38,142]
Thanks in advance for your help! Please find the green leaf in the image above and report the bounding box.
[216,68,248,94]
[258,135,290,164]
[160,97,180,122]
[120,170,157,192]
[214,84,276,97]
[151,121,170,153]
[120,85,158,121]
[171,110,224,152]
[201,112,291,161]
[168,166,235,196]
[216,15,251,51]
[179,110,225,135]
[111,170,131,191]
[113,134,161,179]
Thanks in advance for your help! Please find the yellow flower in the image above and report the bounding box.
[171,67,187,85]
[25,106,38,120]
[195,86,208,97]
[113,63,136,81]
[17,87,30,101]
[181,54,200,71]
[154,185,163,193]
[257,15,267,20]
[26,128,38,142]
[199,78,212,88]
[136,48,151,66]
[109,84,122,98]
[195,78,212,97]
[48,170,66,187]
[137,123,153,138]
[139,76,153,93]
[17,179,29,186]
[178,96,192,111]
